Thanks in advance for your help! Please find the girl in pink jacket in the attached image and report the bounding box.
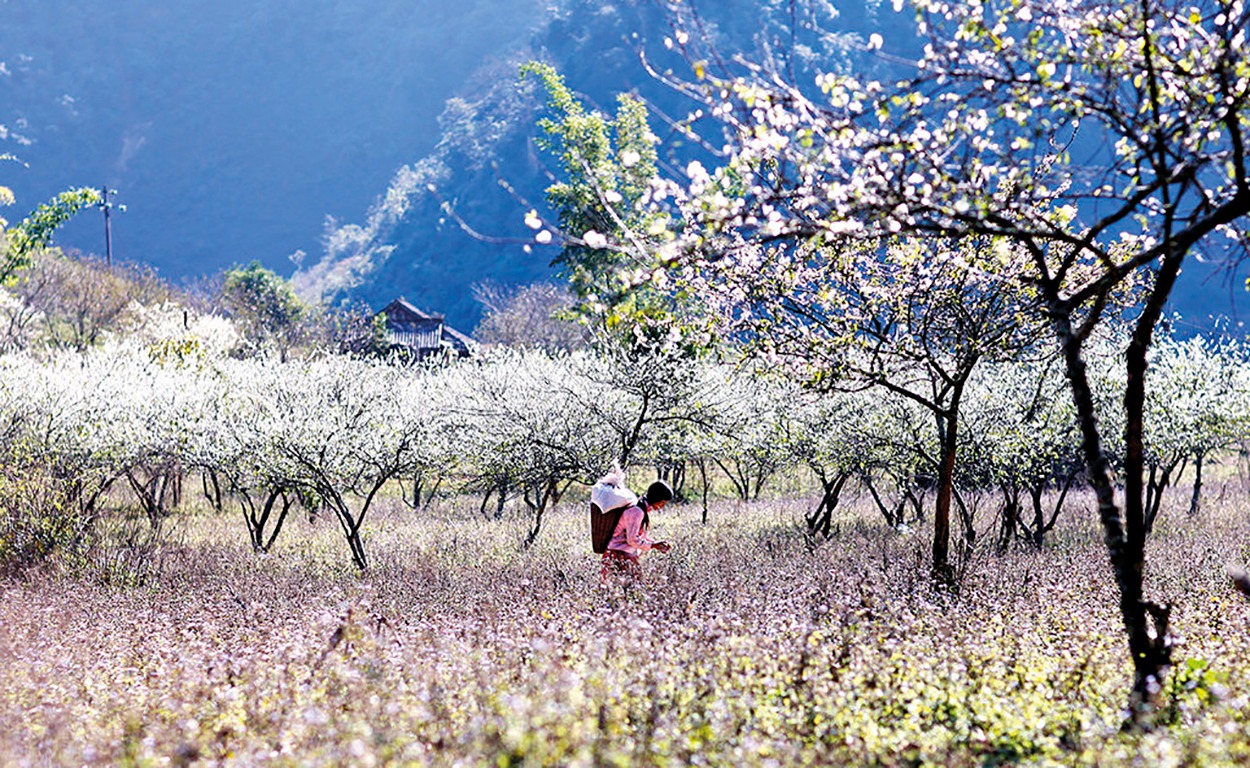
[602,480,673,581]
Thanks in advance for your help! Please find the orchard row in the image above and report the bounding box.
[0,328,1244,569]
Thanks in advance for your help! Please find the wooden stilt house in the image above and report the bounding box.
[377,298,477,360]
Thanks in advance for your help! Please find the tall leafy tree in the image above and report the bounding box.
[1,184,101,283]
[521,61,693,342]
[221,261,309,360]
[523,61,726,488]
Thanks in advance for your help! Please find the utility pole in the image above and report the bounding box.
[100,186,115,267]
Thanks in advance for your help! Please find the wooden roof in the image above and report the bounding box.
[380,298,443,326]
[378,298,477,355]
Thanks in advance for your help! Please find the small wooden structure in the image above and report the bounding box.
[377,298,477,360]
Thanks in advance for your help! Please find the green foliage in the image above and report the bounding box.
[221,260,309,357]
[522,61,658,288]
[1,187,102,284]
[0,458,95,576]
[312,304,391,358]
[362,310,390,356]
[223,260,306,329]
[221,262,383,359]
[522,62,696,351]
[1162,657,1229,726]
[146,336,207,368]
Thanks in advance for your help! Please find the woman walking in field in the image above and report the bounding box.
[602,480,673,583]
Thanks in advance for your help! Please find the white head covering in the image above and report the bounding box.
[591,468,637,512]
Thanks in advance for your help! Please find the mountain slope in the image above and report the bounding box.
[0,0,544,282]
[294,0,911,327]
[3,0,1243,331]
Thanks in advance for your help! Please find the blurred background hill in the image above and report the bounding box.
[2,0,1244,331]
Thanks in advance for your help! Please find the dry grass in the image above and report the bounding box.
[3,484,1250,766]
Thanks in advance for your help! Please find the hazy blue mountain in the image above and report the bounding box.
[299,0,1250,332]
[1,0,545,286]
[289,0,915,326]
[2,0,1245,331]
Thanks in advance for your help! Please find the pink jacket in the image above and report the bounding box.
[606,503,656,558]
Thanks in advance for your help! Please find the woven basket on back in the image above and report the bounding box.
[590,502,632,554]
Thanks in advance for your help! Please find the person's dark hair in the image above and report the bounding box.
[644,480,674,504]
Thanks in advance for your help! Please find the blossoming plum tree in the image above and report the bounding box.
[690,234,1048,579]
[194,360,300,553]
[632,0,1250,721]
[961,356,1082,550]
[1141,333,1250,523]
[244,355,419,570]
[788,387,897,539]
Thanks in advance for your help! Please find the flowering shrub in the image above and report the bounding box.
[0,460,95,576]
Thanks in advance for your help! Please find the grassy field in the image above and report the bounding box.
[3,484,1250,767]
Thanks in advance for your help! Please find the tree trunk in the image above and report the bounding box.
[997,483,1021,553]
[322,474,392,571]
[242,488,292,553]
[202,469,223,512]
[657,461,687,500]
[1188,451,1205,517]
[952,485,976,547]
[168,467,183,509]
[1122,249,1186,720]
[478,486,495,522]
[127,467,170,532]
[712,458,751,502]
[478,481,508,522]
[523,477,567,548]
[1051,251,1181,726]
[863,475,905,528]
[333,502,368,571]
[905,486,924,524]
[698,459,709,525]
[1143,456,1184,536]
[1057,321,1157,711]
[806,473,849,540]
[931,389,962,586]
[1027,471,1073,550]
